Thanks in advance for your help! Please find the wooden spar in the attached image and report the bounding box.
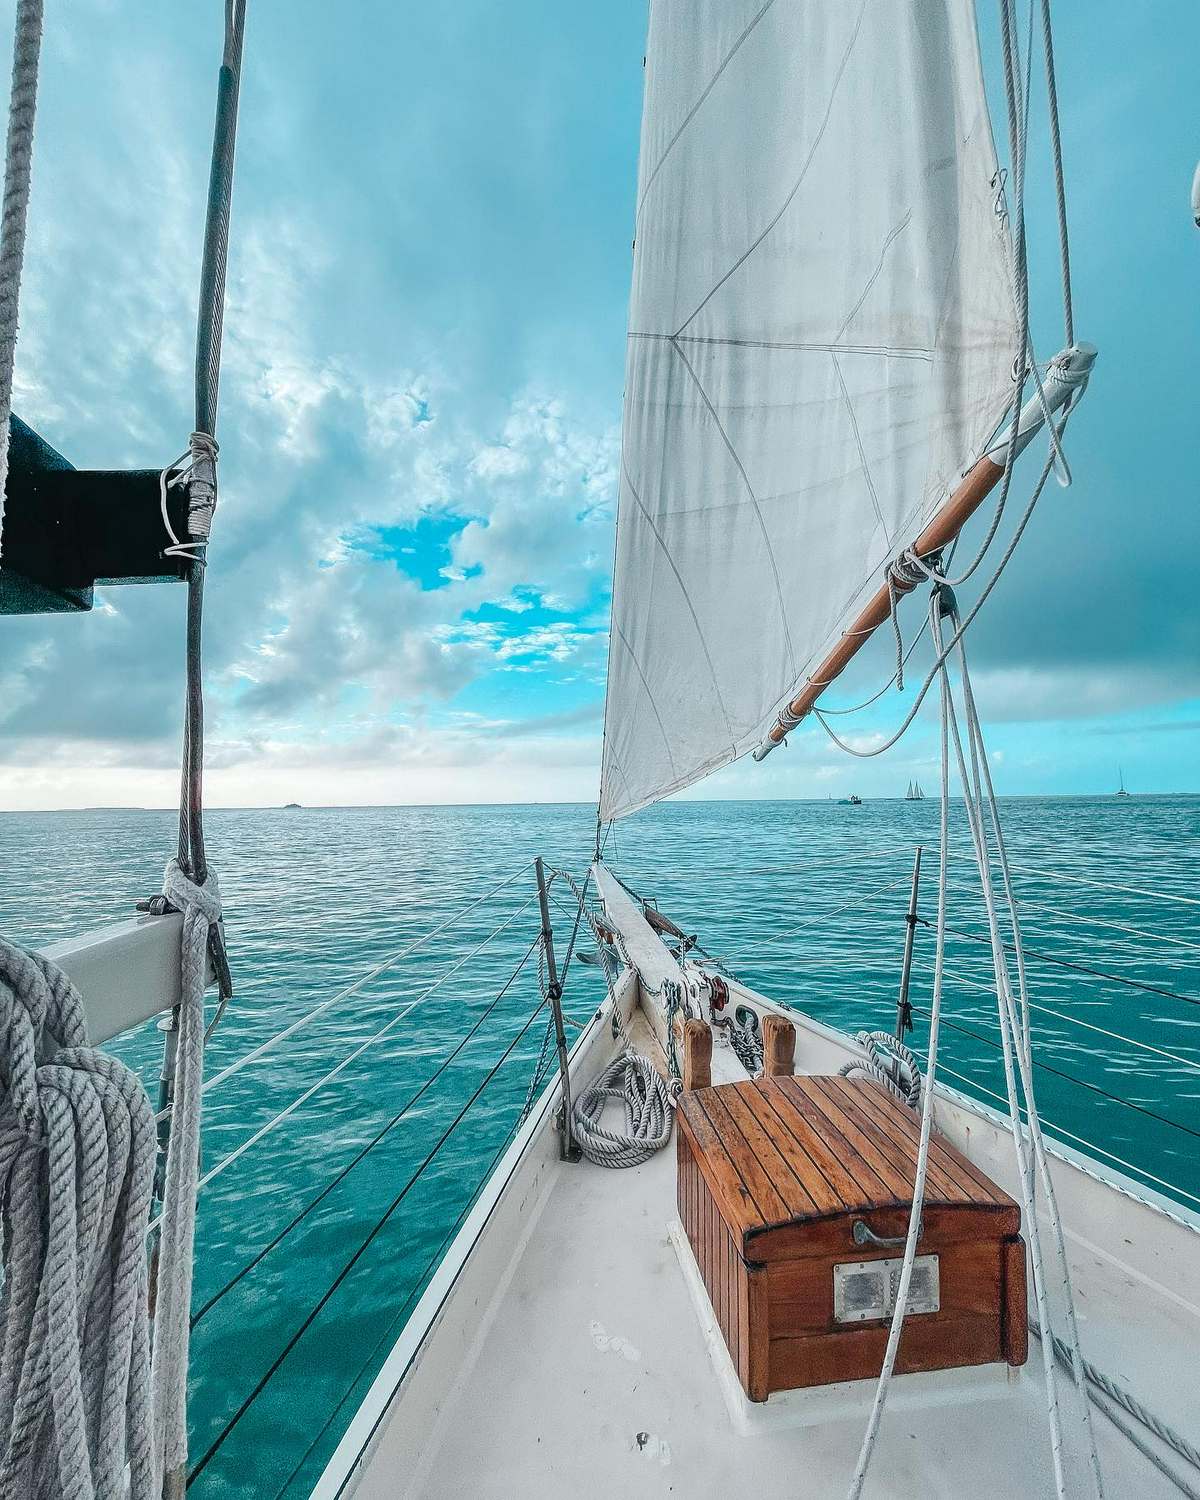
[753,342,1095,758]
[756,452,1004,753]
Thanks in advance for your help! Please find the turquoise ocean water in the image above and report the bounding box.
[1,796,1198,1495]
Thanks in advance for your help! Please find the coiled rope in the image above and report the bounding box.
[570,1052,678,1169]
[548,867,683,1168]
[838,1030,921,1109]
[0,939,157,1500]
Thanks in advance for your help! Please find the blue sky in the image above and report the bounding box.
[0,0,1196,809]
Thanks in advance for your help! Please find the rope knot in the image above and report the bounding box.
[885,550,940,691]
[159,430,220,560]
[162,859,222,927]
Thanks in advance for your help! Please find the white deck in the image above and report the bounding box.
[325,998,1200,1499]
[320,887,1200,1500]
[348,1091,1192,1498]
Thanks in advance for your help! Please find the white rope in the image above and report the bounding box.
[570,1052,678,1169]
[148,859,221,1493]
[942,604,1104,1499]
[0,938,157,1500]
[0,0,42,565]
[838,1030,922,1109]
[847,605,952,1500]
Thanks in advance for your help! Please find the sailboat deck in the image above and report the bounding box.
[362,1071,1195,1498]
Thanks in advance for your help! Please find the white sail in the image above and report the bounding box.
[599,0,1017,822]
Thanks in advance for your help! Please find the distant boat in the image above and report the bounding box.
[843,794,863,806]
[905,780,925,801]
[1115,768,1131,799]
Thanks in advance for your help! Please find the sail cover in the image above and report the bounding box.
[599,0,1017,821]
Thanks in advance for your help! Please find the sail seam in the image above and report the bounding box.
[619,455,737,754]
[634,0,778,230]
[629,332,933,361]
[667,333,797,677]
[831,353,887,535]
[834,210,914,343]
[612,622,681,779]
[672,0,869,338]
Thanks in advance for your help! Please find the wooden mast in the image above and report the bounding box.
[753,343,1094,759]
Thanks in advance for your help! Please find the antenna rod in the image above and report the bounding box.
[753,344,1095,760]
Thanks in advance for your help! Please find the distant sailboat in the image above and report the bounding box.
[1116,767,1131,798]
[905,780,925,801]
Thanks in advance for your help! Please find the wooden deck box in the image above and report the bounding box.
[676,1074,1027,1402]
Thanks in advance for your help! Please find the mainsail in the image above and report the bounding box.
[599,0,1018,821]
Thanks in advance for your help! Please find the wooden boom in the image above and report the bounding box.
[753,343,1095,758]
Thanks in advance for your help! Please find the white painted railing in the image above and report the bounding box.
[44,914,206,1044]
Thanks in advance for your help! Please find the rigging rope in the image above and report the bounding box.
[148,7,247,1489]
[0,0,41,565]
[847,594,952,1500]
[0,940,157,1500]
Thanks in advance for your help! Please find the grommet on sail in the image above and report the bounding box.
[600,1,1017,822]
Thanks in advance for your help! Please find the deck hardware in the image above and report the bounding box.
[833,1254,941,1324]
[852,1217,922,1249]
[535,857,582,1162]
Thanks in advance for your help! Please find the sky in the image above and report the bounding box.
[0,0,1196,811]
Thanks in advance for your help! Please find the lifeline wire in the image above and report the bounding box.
[148,893,538,1226]
[190,933,541,1329]
[188,992,550,1484]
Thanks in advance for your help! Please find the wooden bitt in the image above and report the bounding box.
[681,1017,712,1091]
[761,1014,795,1077]
[676,1074,1027,1400]
[760,453,1005,748]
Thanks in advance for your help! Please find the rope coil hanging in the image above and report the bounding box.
[0,940,158,1500]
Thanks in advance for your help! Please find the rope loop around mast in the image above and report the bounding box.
[159,431,221,562]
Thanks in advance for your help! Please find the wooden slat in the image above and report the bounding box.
[677,1096,764,1238]
[796,1078,916,1202]
[740,1083,845,1216]
[773,1076,893,1202]
[820,1078,963,1204]
[850,1079,1011,1208]
[757,1078,877,1209]
[695,1089,793,1228]
[746,1266,769,1402]
[716,1085,821,1220]
[1002,1236,1029,1366]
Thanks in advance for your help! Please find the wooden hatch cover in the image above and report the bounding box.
[676,1075,1027,1400]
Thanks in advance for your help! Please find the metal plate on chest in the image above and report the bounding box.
[832,1254,941,1324]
